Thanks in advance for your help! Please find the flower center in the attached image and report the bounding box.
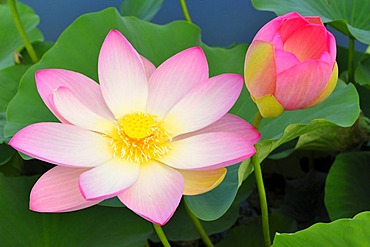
[109,112,172,164]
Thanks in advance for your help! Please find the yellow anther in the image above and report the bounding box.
[109,112,172,164]
[121,113,157,139]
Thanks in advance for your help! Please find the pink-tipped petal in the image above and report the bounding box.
[9,123,112,167]
[36,69,114,122]
[30,166,101,212]
[283,24,328,61]
[140,55,156,79]
[327,32,337,65]
[53,87,116,134]
[278,16,309,42]
[118,161,184,225]
[244,41,276,98]
[165,74,243,136]
[305,16,324,25]
[79,159,140,200]
[146,47,209,118]
[253,12,302,47]
[179,168,227,196]
[274,49,300,74]
[173,113,261,145]
[98,30,148,118]
[306,62,338,107]
[159,132,255,170]
[319,51,332,65]
[275,59,332,109]
[253,16,284,43]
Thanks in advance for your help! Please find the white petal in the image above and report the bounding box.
[159,132,255,170]
[164,74,243,136]
[98,30,148,118]
[118,161,184,225]
[30,166,102,212]
[146,47,209,118]
[79,159,140,200]
[35,69,114,123]
[53,87,116,134]
[9,123,113,167]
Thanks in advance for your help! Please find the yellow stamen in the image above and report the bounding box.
[109,112,172,164]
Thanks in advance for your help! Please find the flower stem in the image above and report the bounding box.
[347,36,355,83]
[185,202,214,247]
[8,0,39,64]
[252,112,271,247]
[253,111,262,129]
[179,0,192,23]
[252,154,271,247]
[152,224,171,247]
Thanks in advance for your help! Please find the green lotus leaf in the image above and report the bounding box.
[0,2,43,69]
[325,152,370,220]
[272,211,370,246]
[120,0,164,21]
[0,174,152,246]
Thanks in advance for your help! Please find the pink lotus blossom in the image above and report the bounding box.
[244,12,338,118]
[10,30,260,225]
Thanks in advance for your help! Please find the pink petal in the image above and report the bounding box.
[53,87,116,134]
[244,41,276,98]
[275,59,332,109]
[327,32,337,66]
[283,24,328,61]
[278,16,309,42]
[30,166,101,212]
[165,74,243,136]
[146,47,209,118]
[79,159,140,200]
[253,16,284,43]
[281,12,303,19]
[98,30,148,118]
[118,161,184,225]
[305,16,324,25]
[253,12,302,49]
[159,132,256,170]
[306,62,338,108]
[319,51,332,65]
[274,49,300,74]
[9,122,113,167]
[140,55,156,79]
[36,69,114,123]
[174,114,261,145]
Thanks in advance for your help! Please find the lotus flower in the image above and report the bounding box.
[9,30,260,225]
[244,12,338,118]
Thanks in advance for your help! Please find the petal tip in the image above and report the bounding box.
[227,73,244,83]
[35,68,57,80]
[142,210,176,226]
[29,190,46,212]
[8,128,26,150]
[182,46,206,59]
[29,203,38,212]
[35,69,49,86]
[103,29,127,47]
[107,29,121,36]
[8,137,15,147]
[189,46,203,52]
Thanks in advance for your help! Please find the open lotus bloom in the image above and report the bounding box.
[244,12,338,118]
[10,30,260,225]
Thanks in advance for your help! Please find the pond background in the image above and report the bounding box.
[20,0,365,50]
